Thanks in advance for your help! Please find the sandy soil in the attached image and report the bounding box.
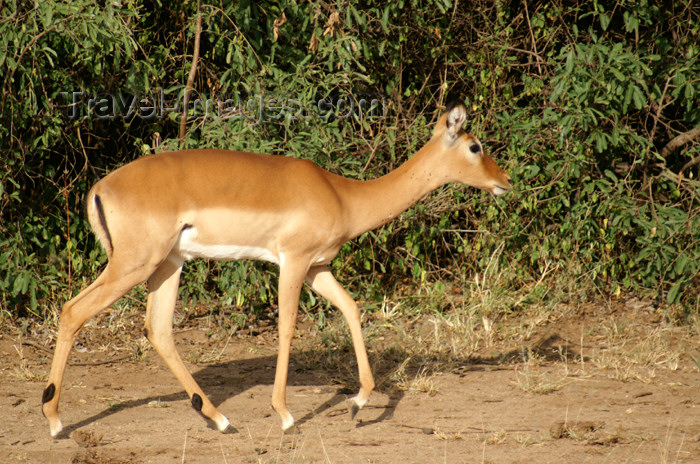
[1,303,699,464]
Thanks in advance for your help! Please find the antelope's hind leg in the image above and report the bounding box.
[42,261,157,438]
[143,256,231,432]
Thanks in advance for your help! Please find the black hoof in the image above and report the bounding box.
[283,424,300,435]
[218,423,238,434]
[349,401,360,420]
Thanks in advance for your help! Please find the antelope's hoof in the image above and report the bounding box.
[283,424,301,435]
[348,395,368,420]
[215,414,233,433]
[280,413,296,433]
[49,419,64,439]
[349,401,360,420]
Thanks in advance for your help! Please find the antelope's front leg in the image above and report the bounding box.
[270,259,308,431]
[305,265,375,418]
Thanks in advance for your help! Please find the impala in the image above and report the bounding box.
[42,102,511,438]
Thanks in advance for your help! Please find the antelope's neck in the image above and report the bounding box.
[334,140,449,239]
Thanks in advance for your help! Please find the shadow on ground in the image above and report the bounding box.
[52,328,582,439]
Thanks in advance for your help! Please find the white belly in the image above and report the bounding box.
[172,225,278,264]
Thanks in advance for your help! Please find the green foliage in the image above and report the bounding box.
[495,0,700,311]
[1,0,698,322]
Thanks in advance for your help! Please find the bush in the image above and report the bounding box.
[1,0,698,322]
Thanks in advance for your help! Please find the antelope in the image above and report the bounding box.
[41,102,511,438]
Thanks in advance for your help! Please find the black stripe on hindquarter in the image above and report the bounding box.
[94,194,114,254]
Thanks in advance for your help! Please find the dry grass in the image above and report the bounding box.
[514,362,570,394]
[549,419,602,441]
[11,340,48,382]
[513,433,547,446]
[184,329,236,364]
[432,426,463,441]
[658,421,688,464]
[585,320,689,383]
[479,428,507,445]
[395,366,440,396]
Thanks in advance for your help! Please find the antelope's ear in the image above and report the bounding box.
[445,103,467,140]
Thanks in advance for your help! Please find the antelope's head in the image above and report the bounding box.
[433,103,512,196]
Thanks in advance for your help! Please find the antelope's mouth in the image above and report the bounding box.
[491,184,511,196]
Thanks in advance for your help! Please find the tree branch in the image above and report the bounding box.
[179,0,203,146]
[660,126,700,158]
[679,154,700,176]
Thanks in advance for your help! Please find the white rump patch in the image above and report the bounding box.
[173,226,278,264]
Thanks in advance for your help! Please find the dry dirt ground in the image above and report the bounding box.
[1,301,699,464]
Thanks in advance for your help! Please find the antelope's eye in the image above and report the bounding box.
[469,144,481,154]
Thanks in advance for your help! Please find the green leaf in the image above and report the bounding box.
[684,83,695,100]
[351,5,364,28]
[667,282,682,304]
[610,67,625,81]
[42,4,54,29]
[381,6,390,33]
[632,86,646,109]
[550,78,567,102]
[565,49,574,74]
